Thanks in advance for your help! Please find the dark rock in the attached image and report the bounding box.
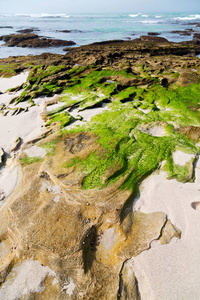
[139,36,169,43]
[14,67,26,74]
[0,33,76,48]
[91,40,125,46]
[56,29,82,33]
[0,190,5,201]
[63,46,74,51]
[0,148,4,167]
[171,30,194,36]
[40,171,50,180]
[148,32,160,36]
[0,26,13,29]
[161,78,169,88]
[193,33,200,41]
[184,22,200,27]
[17,28,40,34]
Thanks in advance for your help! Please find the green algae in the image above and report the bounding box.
[46,111,75,128]
[0,63,18,77]
[5,61,199,190]
[41,140,58,156]
[20,154,43,165]
[60,78,200,190]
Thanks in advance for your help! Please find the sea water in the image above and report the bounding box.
[0,12,200,58]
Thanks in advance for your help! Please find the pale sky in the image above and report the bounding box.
[0,0,199,14]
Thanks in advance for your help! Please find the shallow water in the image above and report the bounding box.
[0,12,200,58]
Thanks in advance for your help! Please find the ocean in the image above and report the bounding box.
[0,12,200,58]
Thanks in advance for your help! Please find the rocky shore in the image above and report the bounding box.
[0,33,76,48]
[0,37,200,299]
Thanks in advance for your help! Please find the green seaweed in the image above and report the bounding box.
[5,61,199,190]
[61,79,200,190]
[46,111,75,128]
[20,154,43,165]
[41,140,58,156]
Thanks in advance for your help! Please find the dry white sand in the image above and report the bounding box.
[138,123,166,137]
[70,106,106,122]
[0,73,46,153]
[24,145,47,158]
[0,106,45,153]
[0,74,46,205]
[173,149,193,165]
[0,259,57,300]
[132,157,200,300]
[0,72,29,93]
[67,106,107,129]
[62,277,76,296]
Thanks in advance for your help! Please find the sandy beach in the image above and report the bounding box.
[1,75,199,299]
[0,72,46,204]
[0,72,109,205]
[132,157,200,299]
[0,35,200,299]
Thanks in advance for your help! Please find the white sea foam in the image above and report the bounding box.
[129,13,141,18]
[138,20,160,24]
[2,13,70,18]
[141,14,149,18]
[174,14,200,21]
[155,15,162,18]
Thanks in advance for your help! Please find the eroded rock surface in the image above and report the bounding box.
[0,33,76,48]
[0,37,199,298]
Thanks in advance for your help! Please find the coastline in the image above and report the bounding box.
[0,37,200,299]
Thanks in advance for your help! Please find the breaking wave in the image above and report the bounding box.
[174,14,200,21]
[129,13,141,18]
[138,20,160,24]
[1,13,70,18]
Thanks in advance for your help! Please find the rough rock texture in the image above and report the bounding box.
[171,29,196,36]
[56,29,83,33]
[17,28,40,34]
[0,37,200,298]
[11,137,22,152]
[0,33,76,48]
[159,220,182,245]
[118,260,141,300]
[0,132,172,299]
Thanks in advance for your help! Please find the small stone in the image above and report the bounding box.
[40,171,50,180]
[12,107,23,116]
[0,148,5,167]
[86,202,90,206]
[0,190,5,201]
[11,137,22,152]
[159,219,181,244]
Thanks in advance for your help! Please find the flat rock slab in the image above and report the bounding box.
[0,34,76,48]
